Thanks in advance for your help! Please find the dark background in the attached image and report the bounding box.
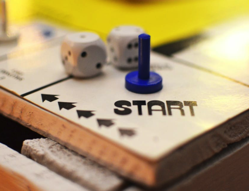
[0,114,43,152]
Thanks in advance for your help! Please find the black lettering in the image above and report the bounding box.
[184,101,197,116]
[0,69,23,81]
[148,101,166,115]
[166,101,185,116]
[114,100,132,115]
[133,100,146,115]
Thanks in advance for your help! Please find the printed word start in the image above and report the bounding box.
[114,100,197,116]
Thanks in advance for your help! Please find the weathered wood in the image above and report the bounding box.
[168,136,249,191]
[0,88,156,186]
[22,138,125,191]
[122,137,249,191]
[2,86,249,187]
[0,143,87,191]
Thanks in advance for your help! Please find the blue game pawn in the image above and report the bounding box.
[125,34,163,94]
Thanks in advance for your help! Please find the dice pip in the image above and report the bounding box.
[61,32,107,78]
[107,26,144,69]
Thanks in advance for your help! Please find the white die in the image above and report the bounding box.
[107,26,144,69]
[61,32,107,78]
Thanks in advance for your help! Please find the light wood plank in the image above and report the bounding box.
[0,143,88,191]
[22,138,125,191]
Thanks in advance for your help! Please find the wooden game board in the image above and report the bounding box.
[1,17,249,187]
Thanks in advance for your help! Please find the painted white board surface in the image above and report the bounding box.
[1,37,249,161]
[174,16,249,85]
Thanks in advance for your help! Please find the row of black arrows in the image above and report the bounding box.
[41,94,136,137]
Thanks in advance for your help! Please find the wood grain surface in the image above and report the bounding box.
[22,138,125,191]
[0,143,87,191]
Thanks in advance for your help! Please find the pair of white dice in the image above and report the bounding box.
[61,26,144,78]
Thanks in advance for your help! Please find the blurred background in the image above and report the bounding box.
[4,0,249,47]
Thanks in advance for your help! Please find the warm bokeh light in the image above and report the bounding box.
[207,30,249,61]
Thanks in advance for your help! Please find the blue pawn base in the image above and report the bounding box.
[125,71,163,94]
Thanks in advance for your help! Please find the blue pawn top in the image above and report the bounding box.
[125,33,163,94]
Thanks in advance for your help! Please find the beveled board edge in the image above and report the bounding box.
[0,88,157,186]
[156,108,249,187]
[1,87,249,187]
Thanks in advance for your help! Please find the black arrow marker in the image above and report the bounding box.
[41,94,59,102]
[97,119,114,128]
[119,128,136,137]
[77,110,95,119]
[58,102,77,110]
